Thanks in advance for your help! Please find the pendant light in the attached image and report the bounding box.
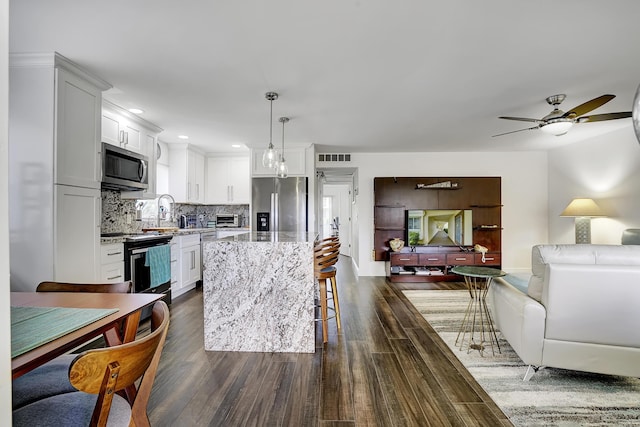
[261,92,279,169]
[277,117,289,178]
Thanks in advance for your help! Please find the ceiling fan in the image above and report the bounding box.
[493,94,632,137]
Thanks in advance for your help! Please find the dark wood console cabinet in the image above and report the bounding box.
[374,176,502,282]
[388,247,501,282]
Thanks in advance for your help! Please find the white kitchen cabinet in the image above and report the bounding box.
[8,52,110,291]
[55,185,101,283]
[171,234,201,298]
[206,156,250,204]
[100,243,125,283]
[169,237,180,296]
[251,146,307,177]
[102,100,143,154]
[169,144,206,203]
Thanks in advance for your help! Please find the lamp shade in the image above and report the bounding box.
[560,198,605,217]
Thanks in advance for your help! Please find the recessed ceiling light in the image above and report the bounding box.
[178,135,189,140]
[128,108,144,114]
[231,144,242,148]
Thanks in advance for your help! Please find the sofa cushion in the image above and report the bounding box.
[527,244,640,302]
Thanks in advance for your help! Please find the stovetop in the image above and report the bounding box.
[101,232,173,243]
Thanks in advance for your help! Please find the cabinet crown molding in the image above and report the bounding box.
[102,99,163,133]
[10,52,112,91]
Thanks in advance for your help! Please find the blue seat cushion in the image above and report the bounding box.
[13,391,131,427]
[12,354,76,409]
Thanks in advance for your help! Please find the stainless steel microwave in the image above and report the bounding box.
[101,143,149,191]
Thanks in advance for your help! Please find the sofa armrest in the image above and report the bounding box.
[490,278,546,365]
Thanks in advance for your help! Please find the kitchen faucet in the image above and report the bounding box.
[157,194,176,226]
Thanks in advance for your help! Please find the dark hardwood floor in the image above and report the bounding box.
[147,257,512,426]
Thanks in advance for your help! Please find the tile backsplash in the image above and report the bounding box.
[101,190,249,234]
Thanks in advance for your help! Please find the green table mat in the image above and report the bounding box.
[11,306,119,358]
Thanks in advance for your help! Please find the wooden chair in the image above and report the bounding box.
[314,239,342,343]
[12,281,134,410]
[37,280,132,293]
[13,301,170,427]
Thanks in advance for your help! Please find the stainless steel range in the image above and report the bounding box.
[123,234,173,319]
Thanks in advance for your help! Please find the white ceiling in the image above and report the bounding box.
[9,0,640,154]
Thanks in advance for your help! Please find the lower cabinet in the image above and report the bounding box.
[99,243,125,283]
[171,234,201,298]
[388,249,501,282]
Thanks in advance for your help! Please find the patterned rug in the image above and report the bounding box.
[403,290,640,427]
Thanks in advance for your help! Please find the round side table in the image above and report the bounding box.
[451,265,505,356]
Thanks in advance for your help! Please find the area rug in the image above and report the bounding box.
[402,290,640,426]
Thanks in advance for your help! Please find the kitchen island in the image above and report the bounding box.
[202,231,316,353]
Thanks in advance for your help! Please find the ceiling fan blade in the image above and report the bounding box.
[562,94,615,118]
[492,126,540,137]
[498,116,544,124]
[577,111,632,123]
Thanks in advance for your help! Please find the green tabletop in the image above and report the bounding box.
[11,306,118,358]
[451,265,506,278]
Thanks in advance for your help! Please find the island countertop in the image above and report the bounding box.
[202,231,316,243]
[202,231,317,353]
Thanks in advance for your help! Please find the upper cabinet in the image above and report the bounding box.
[206,156,250,204]
[103,100,163,199]
[251,145,307,177]
[9,52,111,290]
[169,144,206,203]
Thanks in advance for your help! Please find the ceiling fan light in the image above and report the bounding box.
[541,121,573,136]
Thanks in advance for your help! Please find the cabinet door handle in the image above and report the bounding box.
[191,251,195,269]
[107,275,122,280]
[107,251,122,256]
[454,257,467,261]
[426,258,438,261]
[485,257,495,261]
[399,258,411,261]
[119,130,125,145]
[124,131,129,146]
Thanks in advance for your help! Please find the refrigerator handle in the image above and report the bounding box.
[270,192,275,231]
[273,192,279,231]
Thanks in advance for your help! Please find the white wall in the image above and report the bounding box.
[548,126,640,244]
[1,0,13,417]
[351,151,549,276]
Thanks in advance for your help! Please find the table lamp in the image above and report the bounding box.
[560,198,605,244]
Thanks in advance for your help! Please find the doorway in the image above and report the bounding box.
[317,169,355,257]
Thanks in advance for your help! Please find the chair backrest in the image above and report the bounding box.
[69,301,170,427]
[315,241,341,271]
[37,281,132,293]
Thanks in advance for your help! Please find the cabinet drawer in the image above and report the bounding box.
[100,262,124,283]
[179,234,201,248]
[446,253,475,265]
[474,253,501,265]
[390,253,418,265]
[100,243,124,264]
[418,254,446,265]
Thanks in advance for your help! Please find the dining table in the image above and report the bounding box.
[11,291,163,379]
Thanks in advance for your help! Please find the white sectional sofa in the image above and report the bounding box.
[489,244,640,380]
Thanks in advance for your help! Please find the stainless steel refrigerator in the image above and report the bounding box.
[252,177,308,232]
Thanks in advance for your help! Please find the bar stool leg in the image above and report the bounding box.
[330,275,341,330]
[319,278,329,343]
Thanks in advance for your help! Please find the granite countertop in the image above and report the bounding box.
[100,227,250,244]
[203,231,317,243]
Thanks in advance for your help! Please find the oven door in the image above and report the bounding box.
[128,245,172,319]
